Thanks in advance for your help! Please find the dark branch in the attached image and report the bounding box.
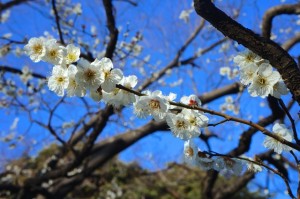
[51,0,65,45]
[193,0,300,105]
[262,3,300,39]
[103,0,118,59]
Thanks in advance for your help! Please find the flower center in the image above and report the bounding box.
[149,99,160,110]
[245,53,254,62]
[189,117,197,126]
[258,77,266,85]
[33,44,43,54]
[175,120,187,130]
[67,53,77,63]
[85,69,96,79]
[186,147,194,156]
[56,76,65,83]
[49,50,58,58]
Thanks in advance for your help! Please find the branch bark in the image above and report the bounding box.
[193,0,300,105]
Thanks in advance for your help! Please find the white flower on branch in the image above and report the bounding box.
[97,57,123,92]
[43,39,64,65]
[271,80,289,99]
[180,94,202,107]
[183,139,198,165]
[179,9,193,23]
[263,123,293,154]
[66,64,86,97]
[233,50,262,69]
[248,63,280,98]
[134,90,169,121]
[166,112,190,139]
[64,44,80,64]
[48,65,69,96]
[24,37,46,62]
[75,58,104,90]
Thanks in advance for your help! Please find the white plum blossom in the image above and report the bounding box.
[219,66,231,76]
[64,44,80,64]
[166,112,190,139]
[104,67,122,86]
[180,94,202,107]
[43,39,64,65]
[113,75,138,106]
[166,109,207,140]
[66,65,86,97]
[263,123,293,154]
[214,157,244,177]
[271,80,289,99]
[179,9,193,23]
[248,63,281,98]
[102,88,121,106]
[233,50,262,69]
[182,108,208,128]
[75,58,104,90]
[239,63,258,85]
[133,90,169,121]
[183,139,198,165]
[24,37,46,62]
[20,66,33,84]
[48,65,69,96]
[97,57,123,92]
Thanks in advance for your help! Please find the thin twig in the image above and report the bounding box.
[278,99,299,144]
[51,0,65,45]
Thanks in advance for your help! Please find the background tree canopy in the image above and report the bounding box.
[1,0,300,198]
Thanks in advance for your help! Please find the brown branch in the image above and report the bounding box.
[51,0,65,45]
[0,0,30,13]
[210,151,296,199]
[262,3,300,39]
[193,0,300,105]
[278,99,299,144]
[282,34,300,51]
[51,120,166,197]
[0,65,46,79]
[139,37,227,91]
[199,82,242,104]
[46,81,242,197]
[103,0,118,59]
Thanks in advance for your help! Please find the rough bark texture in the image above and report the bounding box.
[194,0,300,105]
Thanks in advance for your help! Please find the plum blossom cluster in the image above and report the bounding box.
[183,139,263,176]
[24,37,268,177]
[263,123,294,154]
[24,37,211,142]
[233,50,289,98]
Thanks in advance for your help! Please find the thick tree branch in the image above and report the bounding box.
[262,3,300,39]
[0,0,29,13]
[193,0,300,105]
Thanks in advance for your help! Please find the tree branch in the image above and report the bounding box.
[262,3,300,39]
[103,0,118,59]
[193,0,300,105]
